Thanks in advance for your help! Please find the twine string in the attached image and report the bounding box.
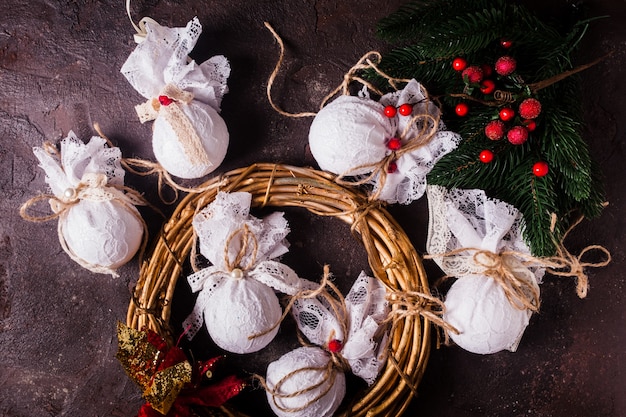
[223,224,259,273]
[544,214,612,298]
[263,22,410,118]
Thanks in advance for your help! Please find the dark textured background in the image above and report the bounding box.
[1,0,624,416]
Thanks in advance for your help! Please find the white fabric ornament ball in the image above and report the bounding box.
[444,274,531,354]
[152,101,229,179]
[266,346,346,417]
[309,95,394,175]
[202,275,282,354]
[62,199,144,270]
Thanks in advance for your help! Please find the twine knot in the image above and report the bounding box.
[473,250,540,312]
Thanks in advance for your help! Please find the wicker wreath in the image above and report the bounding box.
[126,163,432,417]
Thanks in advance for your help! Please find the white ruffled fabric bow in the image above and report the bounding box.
[293,272,389,385]
[183,192,303,352]
[426,185,544,354]
[34,132,125,196]
[120,17,229,111]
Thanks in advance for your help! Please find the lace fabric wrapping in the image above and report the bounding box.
[308,79,461,204]
[121,17,231,179]
[265,273,389,417]
[183,191,303,354]
[426,185,544,354]
[32,132,144,275]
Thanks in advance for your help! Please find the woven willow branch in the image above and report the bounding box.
[126,163,431,417]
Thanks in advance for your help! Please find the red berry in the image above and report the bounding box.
[523,119,537,132]
[452,57,468,71]
[479,150,494,163]
[398,103,413,116]
[499,107,515,121]
[328,339,343,353]
[507,126,529,145]
[461,66,483,84]
[495,56,517,76]
[386,137,402,151]
[383,105,397,118]
[455,102,469,116]
[158,95,174,106]
[480,79,496,95]
[484,120,506,140]
[500,39,513,49]
[481,64,493,78]
[533,161,549,177]
[518,98,542,119]
[387,160,398,173]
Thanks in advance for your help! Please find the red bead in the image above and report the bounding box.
[452,57,468,71]
[484,120,506,140]
[455,103,469,117]
[507,125,529,145]
[398,103,413,116]
[533,161,549,177]
[500,39,513,49]
[387,160,398,173]
[158,95,174,106]
[479,150,494,163]
[523,119,537,132]
[499,107,515,121]
[328,339,343,353]
[480,79,496,95]
[383,105,397,118]
[386,137,402,151]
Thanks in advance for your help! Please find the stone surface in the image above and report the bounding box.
[0,0,624,416]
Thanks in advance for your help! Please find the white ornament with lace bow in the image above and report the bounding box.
[426,185,545,354]
[31,132,144,275]
[183,191,303,354]
[265,273,388,417]
[121,17,230,179]
[308,79,460,204]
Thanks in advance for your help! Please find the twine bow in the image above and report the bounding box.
[334,105,440,201]
[135,83,212,168]
[544,214,612,298]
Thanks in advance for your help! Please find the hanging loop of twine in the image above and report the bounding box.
[263,22,410,118]
[222,224,260,273]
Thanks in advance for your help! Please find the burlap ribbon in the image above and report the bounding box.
[135,83,212,169]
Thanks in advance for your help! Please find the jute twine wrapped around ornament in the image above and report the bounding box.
[127,163,434,417]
